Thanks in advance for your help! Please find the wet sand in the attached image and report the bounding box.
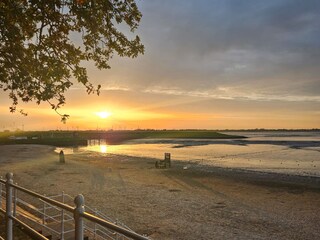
[0,144,320,240]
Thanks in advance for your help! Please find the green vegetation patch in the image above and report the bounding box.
[0,130,244,146]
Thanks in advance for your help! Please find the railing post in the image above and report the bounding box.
[74,194,85,240]
[94,208,97,239]
[0,177,2,208]
[115,219,119,240]
[61,192,65,240]
[5,173,13,240]
[42,195,46,225]
[13,187,17,217]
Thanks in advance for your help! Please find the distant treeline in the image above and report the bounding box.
[219,129,320,132]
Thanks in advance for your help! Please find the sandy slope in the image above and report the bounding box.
[0,144,319,240]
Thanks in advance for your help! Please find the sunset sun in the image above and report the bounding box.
[96,111,112,119]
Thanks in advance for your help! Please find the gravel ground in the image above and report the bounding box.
[0,144,319,240]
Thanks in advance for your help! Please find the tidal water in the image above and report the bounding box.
[57,131,320,177]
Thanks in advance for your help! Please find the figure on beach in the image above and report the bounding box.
[90,169,106,190]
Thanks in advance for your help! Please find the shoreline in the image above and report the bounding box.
[170,160,320,190]
[2,144,319,192]
[86,151,320,190]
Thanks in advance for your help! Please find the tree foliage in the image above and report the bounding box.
[0,0,144,122]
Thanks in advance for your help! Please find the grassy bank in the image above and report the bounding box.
[0,130,244,146]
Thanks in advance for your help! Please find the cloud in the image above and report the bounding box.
[143,86,320,102]
[100,0,320,100]
[1,0,319,130]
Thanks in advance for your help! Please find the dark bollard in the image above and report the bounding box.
[59,150,65,164]
[165,153,171,167]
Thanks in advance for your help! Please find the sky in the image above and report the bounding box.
[1,0,320,130]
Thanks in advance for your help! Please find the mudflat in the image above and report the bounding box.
[0,144,319,240]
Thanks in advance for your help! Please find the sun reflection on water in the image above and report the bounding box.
[100,145,107,153]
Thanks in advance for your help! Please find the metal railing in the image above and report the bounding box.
[0,173,149,240]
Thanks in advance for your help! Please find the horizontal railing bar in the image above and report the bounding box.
[2,177,149,240]
[16,211,58,226]
[95,228,118,238]
[47,194,64,198]
[39,204,66,212]
[17,199,42,212]
[46,193,74,202]
[86,224,115,235]
[95,212,114,222]
[42,214,72,223]
[18,214,61,236]
[16,200,62,223]
[62,216,74,221]
[10,183,74,212]
[82,212,149,240]
[92,218,134,237]
[95,228,111,235]
[39,199,64,210]
[33,222,60,236]
[41,215,60,224]
[11,216,49,240]
[50,213,65,219]
[96,212,132,231]
[94,229,116,239]
[84,225,115,236]
[0,208,5,214]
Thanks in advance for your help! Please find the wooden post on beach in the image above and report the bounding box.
[165,153,171,167]
[59,150,65,164]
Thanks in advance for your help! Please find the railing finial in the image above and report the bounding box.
[74,194,85,207]
[6,172,13,182]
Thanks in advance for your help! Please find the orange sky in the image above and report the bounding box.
[1,88,319,131]
[1,1,320,131]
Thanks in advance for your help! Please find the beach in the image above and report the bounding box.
[0,144,320,240]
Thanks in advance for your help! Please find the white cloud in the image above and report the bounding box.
[143,86,320,102]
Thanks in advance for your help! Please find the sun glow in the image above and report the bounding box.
[100,145,107,153]
[96,111,112,119]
